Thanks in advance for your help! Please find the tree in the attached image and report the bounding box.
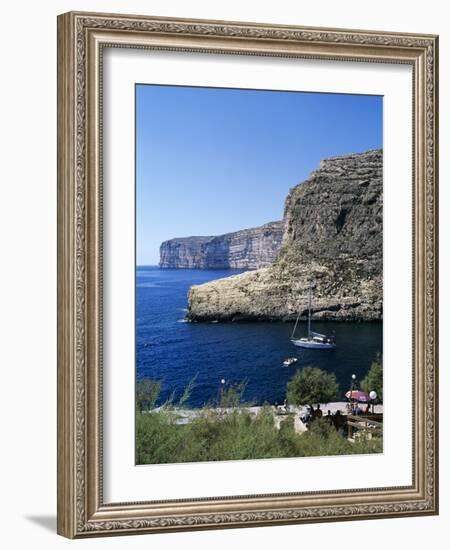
[286,367,339,407]
[136,378,161,413]
[361,355,383,401]
[218,380,250,408]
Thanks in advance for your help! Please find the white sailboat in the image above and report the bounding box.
[290,283,336,349]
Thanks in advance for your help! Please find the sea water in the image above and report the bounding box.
[136,266,383,407]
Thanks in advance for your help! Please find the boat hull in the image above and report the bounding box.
[291,339,336,349]
[283,359,298,366]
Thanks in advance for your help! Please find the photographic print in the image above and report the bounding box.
[135,84,383,465]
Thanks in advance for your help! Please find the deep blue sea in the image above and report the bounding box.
[136,266,383,407]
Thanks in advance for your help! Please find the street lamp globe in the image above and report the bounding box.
[369,390,377,400]
[221,379,225,385]
[351,374,356,380]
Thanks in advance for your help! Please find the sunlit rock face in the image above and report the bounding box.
[187,149,383,322]
[159,221,283,270]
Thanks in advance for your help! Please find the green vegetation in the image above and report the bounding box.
[286,366,339,407]
[361,354,383,401]
[135,374,381,465]
[136,375,197,413]
[136,408,382,464]
[217,380,253,408]
[136,379,162,413]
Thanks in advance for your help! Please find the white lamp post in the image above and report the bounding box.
[217,379,226,407]
[369,390,377,413]
[348,374,356,413]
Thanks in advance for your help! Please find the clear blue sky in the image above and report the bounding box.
[136,84,382,265]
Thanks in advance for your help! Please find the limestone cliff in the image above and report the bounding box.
[187,149,383,322]
[159,221,283,269]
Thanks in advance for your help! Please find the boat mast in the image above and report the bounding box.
[291,310,301,339]
[291,281,313,340]
[308,281,312,339]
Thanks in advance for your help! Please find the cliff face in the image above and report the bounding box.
[159,221,283,269]
[187,149,383,322]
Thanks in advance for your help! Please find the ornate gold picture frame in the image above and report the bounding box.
[57,11,438,538]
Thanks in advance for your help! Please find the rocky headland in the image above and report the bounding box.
[159,221,283,269]
[187,149,383,322]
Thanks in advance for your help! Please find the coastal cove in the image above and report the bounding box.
[136,266,382,407]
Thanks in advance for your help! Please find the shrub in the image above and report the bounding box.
[361,354,383,401]
[135,378,161,413]
[218,380,250,408]
[286,367,339,407]
[135,378,381,465]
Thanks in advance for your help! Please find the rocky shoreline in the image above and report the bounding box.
[187,149,383,323]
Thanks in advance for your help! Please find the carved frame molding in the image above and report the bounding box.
[57,11,438,538]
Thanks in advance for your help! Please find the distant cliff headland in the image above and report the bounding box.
[160,221,283,270]
[186,149,383,323]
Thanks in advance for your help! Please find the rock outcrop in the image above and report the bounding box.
[187,149,383,322]
[159,221,283,269]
